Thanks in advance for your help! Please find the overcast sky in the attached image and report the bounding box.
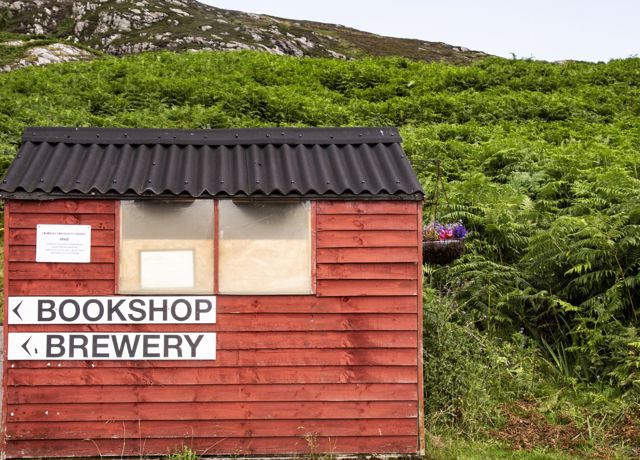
[199,0,639,62]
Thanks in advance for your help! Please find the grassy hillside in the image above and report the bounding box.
[0,52,639,458]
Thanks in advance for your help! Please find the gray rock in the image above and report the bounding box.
[1,43,94,72]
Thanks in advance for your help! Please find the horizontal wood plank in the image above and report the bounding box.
[8,262,114,280]
[5,330,417,349]
[8,200,115,214]
[9,213,115,229]
[7,400,418,422]
[8,229,115,246]
[8,383,418,403]
[8,245,115,263]
[6,418,418,440]
[317,280,417,297]
[317,247,418,263]
[8,313,415,332]
[317,214,417,231]
[220,313,417,331]
[9,348,417,369]
[6,436,418,457]
[317,263,417,280]
[317,201,417,215]
[8,366,418,386]
[317,231,417,248]
[3,295,418,314]
[8,279,115,296]
[217,295,418,313]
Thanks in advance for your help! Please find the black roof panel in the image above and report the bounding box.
[0,127,424,200]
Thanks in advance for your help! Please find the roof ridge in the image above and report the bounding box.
[22,126,402,146]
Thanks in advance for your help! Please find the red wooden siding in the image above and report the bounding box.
[2,199,423,458]
[6,201,116,297]
[316,202,419,299]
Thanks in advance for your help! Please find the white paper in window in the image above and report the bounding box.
[140,250,195,289]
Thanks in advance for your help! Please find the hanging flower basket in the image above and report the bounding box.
[423,239,465,265]
[422,221,467,265]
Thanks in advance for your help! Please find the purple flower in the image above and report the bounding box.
[452,223,467,239]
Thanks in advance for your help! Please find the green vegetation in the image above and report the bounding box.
[0,51,639,458]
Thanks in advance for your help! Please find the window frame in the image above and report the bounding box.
[116,199,215,295]
[115,199,316,296]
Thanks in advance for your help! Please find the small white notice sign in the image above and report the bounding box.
[36,224,91,263]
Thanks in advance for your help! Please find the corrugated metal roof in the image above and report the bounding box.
[0,127,423,200]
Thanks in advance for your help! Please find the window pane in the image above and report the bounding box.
[119,200,214,294]
[219,201,311,294]
[122,201,213,239]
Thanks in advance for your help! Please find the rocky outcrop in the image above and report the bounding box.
[0,0,489,65]
[0,42,95,72]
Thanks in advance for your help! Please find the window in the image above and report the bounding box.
[118,199,312,295]
[218,200,312,294]
[119,200,214,294]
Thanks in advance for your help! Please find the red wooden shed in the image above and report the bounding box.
[0,126,424,458]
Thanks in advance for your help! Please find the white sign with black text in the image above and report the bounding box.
[36,224,91,263]
[7,296,217,361]
[8,332,216,360]
[8,296,216,324]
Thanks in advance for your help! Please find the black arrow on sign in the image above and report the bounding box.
[12,301,24,321]
[21,336,33,357]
